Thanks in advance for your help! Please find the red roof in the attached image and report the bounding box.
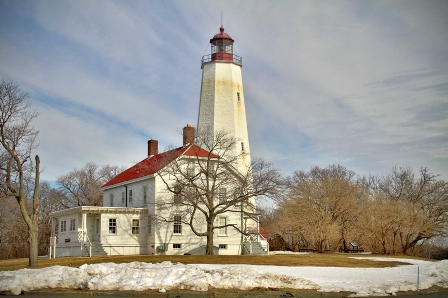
[259,225,269,239]
[210,26,234,43]
[102,144,218,188]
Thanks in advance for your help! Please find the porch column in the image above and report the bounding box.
[51,217,55,237]
[79,211,85,256]
[49,217,55,258]
[82,212,87,242]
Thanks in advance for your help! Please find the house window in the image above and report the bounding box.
[237,92,240,101]
[173,184,182,204]
[69,219,76,231]
[173,244,181,249]
[60,220,66,232]
[219,244,228,249]
[218,217,227,235]
[143,186,148,204]
[208,163,215,177]
[187,162,195,178]
[129,190,133,203]
[132,219,140,235]
[173,215,182,234]
[147,220,152,235]
[110,193,114,207]
[109,218,117,234]
[218,188,227,204]
[96,218,100,234]
[241,142,245,152]
[122,191,125,205]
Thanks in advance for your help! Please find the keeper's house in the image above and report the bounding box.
[49,126,267,257]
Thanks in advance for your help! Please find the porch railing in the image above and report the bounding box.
[78,231,92,257]
[244,233,259,243]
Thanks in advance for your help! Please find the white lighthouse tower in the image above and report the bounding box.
[197,26,251,173]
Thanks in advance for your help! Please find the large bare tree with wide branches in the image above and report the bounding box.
[157,127,282,255]
[0,79,40,266]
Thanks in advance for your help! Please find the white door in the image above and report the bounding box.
[93,217,101,242]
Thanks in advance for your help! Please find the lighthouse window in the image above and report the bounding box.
[241,142,245,152]
[237,92,240,101]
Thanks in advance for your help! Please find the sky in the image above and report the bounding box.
[0,0,447,184]
[0,256,447,296]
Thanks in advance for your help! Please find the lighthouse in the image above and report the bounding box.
[197,26,251,173]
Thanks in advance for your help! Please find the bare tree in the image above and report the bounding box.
[0,79,40,266]
[57,162,125,207]
[0,196,30,259]
[259,200,305,251]
[157,127,282,255]
[37,181,66,256]
[371,166,448,254]
[283,165,367,252]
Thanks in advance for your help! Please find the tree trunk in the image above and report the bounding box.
[205,220,215,255]
[15,155,40,266]
[392,231,397,254]
[28,223,39,266]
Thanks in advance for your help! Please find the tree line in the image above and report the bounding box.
[1,79,447,264]
[0,162,123,260]
[260,164,448,258]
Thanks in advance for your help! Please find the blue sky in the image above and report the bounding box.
[0,0,447,183]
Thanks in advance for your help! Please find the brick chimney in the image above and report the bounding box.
[183,124,195,145]
[148,139,158,157]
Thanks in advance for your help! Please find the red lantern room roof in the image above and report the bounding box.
[210,26,234,43]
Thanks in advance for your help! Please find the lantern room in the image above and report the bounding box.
[201,26,242,66]
[210,26,234,61]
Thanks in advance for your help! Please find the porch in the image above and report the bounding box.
[49,206,148,258]
[241,216,270,255]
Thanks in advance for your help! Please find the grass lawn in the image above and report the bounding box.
[0,253,427,272]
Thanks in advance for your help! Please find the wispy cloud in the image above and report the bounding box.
[0,0,447,182]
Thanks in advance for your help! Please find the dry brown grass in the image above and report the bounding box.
[0,253,426,272]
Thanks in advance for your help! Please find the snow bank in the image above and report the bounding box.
[0,261,317,295]
[200,258,448,297]
[0,258,446,296]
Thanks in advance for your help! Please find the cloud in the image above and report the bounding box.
[0,0,447,182]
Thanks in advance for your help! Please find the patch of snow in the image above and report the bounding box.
[0,258,447,296]
[56,252,71,257]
